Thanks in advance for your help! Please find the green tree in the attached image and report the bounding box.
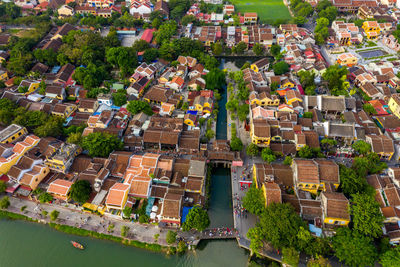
[205,129,215,140]
[242,186,265,215]
[320,138,337,151]
[131,39,150,52]
[67,132,82,145]
[0,180,6,193]
[70,180,92,203]
[351,193,383,238]
[82,132,123,158]
[182,206,210,231]
[252,43,264,56]
[50,210,59,221]
[166,230,177,245]
[234,41,247,54]
[237,104,249,121]
[332,228,377,267]
[112,91,127,107]
[248,203,306,252]
[126,100,153,116]
[143,48,159,63]
[212,42,223,56]
[122,206,132,219]
[121,225,129,237]
[319,6,337,24]
[0,196,10,209]
[246,143,259,157]
[230,137,243,151]
[298,70,315,89]
[181,102,189,111]
[307,255,332,267]
[351,140,371,156]
[38,192,53,203]
[283,156,293,166]
[339,166,369,196]
[226,98,239,112]
[363,103,377,115]
[298,145,313,158]
[261,147,276,163]
[293,16,307,26]
[204,68,226,91]
[177,240,187,253]
[270,44,281,57]
[181,14,197,26]
[282,247,300,267]
[273,61,289,75]
[322,65,349,96]
[380,246,400,267]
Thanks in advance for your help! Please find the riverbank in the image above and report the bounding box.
[2,196,182,254]
[0,207,174,254]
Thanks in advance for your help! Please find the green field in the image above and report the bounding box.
[231,0,292,23]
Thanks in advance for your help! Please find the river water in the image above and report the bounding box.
[0,70,249,266]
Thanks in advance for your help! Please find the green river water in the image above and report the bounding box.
[0,76,250,267]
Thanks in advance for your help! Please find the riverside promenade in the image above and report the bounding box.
[6,196,170,246]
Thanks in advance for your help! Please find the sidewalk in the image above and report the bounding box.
[7,196,169,246]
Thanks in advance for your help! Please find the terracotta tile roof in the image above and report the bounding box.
[322,192,350,220]
[293,159,319,184]
[47,179,73,196]
[106,183,130,207]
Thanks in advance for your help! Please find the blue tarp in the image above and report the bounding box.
[181,206,193,223]
[187,110,197,115]
[309,224,322,237]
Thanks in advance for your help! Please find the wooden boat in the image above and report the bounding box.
[70,241,84,250]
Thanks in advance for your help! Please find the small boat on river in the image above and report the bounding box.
[70,241,84,250]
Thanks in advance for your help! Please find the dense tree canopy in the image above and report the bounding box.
[273,61,289,75]
[70,180,92,203]
[230,137,243,151]
[248,203,306,253]
[182,206,210,231]
[242,186,265,215]
[204,68,226,91]
[126,100,153,116]
[332,228,377,267]
[351,193,384,238]
[322,65,349,96]
[380,246,400,267]
[82,132,123,158]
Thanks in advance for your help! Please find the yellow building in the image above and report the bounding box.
[292,159,340,194]
[365,135,394,161]
[285,90,303,106]
[0,69,8,81]
[250,58,269,73]
[362,21,381,40]
[336,53,358,67]
[193,95,213,114]
[45,143,81,173]
[0,135,40,174]
[388,94,400,119]
[184,114,196,127]
[51,103,77,118]
[105,183,130,212]
[18,80,40,95]
[249,92,280,107]
[321,192,350,226]
[250,119,271,146]
[0,124,27,144]
[281,79,295,89]
[19,164,49,190]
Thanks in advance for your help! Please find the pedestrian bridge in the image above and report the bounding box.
[199,228,237,240]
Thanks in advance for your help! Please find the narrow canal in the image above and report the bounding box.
[0,61,249,267]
